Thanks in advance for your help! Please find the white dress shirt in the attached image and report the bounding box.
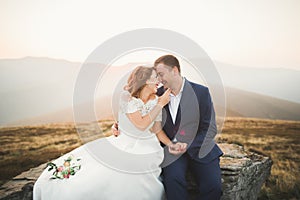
[169,78,185,124]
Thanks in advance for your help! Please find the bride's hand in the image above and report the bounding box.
[111,122,120,137]
[168,142,187,155]
[158,88,171,107]
[176,142,187,153]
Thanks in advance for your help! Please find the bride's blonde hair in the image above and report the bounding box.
[124,66,154,98]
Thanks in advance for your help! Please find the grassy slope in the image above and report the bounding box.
[0,118,299,199]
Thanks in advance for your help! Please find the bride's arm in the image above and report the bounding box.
[150,121,172,146]
[151,121,187,154]
[126,89,171,131]
[126,104,163,131]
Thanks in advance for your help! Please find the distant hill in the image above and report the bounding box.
[1,57,300,126]
[214,61,300,103]
[225,87,300,120]
[0,57,137,125]
[12,87,300,126]
[0,57,81,124]
[12,96,114,126]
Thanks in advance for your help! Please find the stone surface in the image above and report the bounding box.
[0,143,272,200]
[0,164,44,200]
[217,144,272,200]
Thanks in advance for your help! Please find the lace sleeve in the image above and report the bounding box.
[155,110,162,122]
[126,98,142,113]
[119,91,142,114]
[151,96,162,122]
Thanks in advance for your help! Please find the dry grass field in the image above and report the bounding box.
[0,118,299,199]
[217,117,300,200]
[0,120,114,186]
[0,123,81,186]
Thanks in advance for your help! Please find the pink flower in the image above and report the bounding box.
[63,174,70,179]
[47,155,81,180]
[57,166,63,172]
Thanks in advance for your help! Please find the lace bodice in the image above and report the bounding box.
[118,91,162,137]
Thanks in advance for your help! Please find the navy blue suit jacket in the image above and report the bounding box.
[158,79,223,164]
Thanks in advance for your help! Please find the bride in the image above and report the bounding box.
[33,66,186,200]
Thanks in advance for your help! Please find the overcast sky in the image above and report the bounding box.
[1,0,299,70]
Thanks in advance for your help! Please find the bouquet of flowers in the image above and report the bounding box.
[46,154,81,179]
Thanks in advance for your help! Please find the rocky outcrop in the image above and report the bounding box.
[0,164,44,200]
[187,143,273,199]
[0,143,272,200]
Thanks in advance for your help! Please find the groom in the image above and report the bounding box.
[154,55,223,200]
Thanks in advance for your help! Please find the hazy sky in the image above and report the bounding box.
[0,0,299,69]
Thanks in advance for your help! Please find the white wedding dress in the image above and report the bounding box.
[33,94,165,200]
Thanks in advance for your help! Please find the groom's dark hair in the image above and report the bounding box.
[154,55,181,73]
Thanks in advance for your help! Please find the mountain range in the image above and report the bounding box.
[0,57,299,126]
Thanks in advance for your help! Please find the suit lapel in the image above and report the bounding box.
[179,80,190,116]
[161,79,201,143]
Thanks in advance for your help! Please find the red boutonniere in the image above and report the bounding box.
[180,130,186,136]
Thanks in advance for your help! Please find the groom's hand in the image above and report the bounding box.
[111,122,120,137]
[168,142,187,155]
[176,142,187,152]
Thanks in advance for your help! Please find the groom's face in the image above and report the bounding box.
[155,63,174,89]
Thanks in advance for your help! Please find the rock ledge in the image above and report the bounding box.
[0,143,272,200]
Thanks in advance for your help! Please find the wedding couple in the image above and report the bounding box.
[33,55,223,200]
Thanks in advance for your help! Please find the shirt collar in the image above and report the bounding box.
[170,77,185,97]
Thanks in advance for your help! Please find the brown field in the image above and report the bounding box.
[216,117,300,200]
[0,118,299,199]
[0,120,113,186]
